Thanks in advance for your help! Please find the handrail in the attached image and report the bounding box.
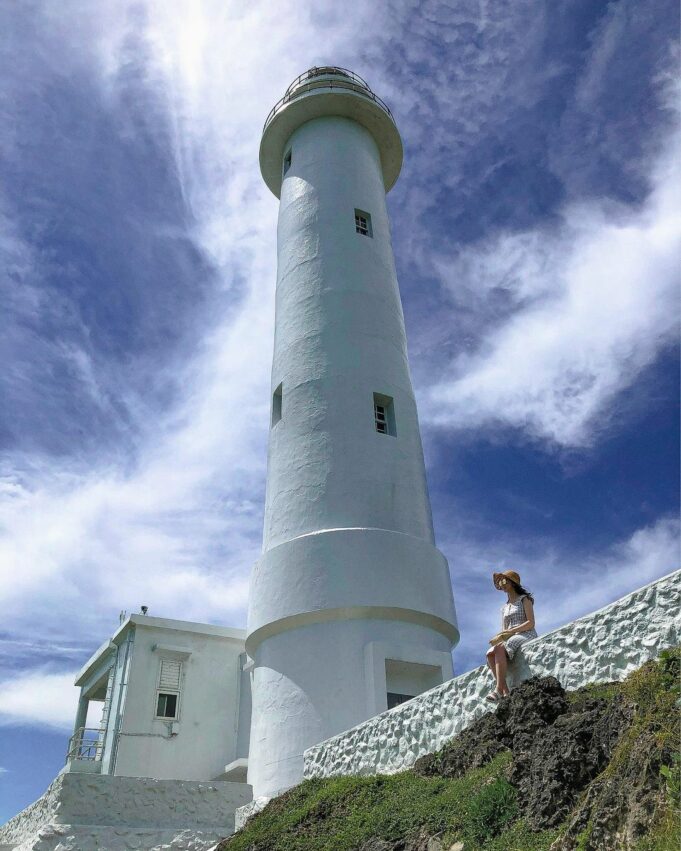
[283,66,370,96]
[264,66,394,133]
[66,726,105,762]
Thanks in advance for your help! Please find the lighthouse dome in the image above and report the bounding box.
[259,65,403,198]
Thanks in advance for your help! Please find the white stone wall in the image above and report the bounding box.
[0,773,251,851]
[303,571,681,780]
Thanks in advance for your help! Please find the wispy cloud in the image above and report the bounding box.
[423,124,680,446]
[0,0,386,707]
[0,0,677,743]
[0,669,80,730]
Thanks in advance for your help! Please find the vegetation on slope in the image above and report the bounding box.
[220,649,680,851]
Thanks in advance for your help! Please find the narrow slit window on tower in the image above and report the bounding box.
[373,392,396,436]
[283,149,292,176]
[355,209,372,237]
[272,383,283,426]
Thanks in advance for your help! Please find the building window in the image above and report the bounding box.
[283,149,292,176]
[387,692,414,710]
[373,392,396,436]
[156,659,181,720]
[156,692,178,718]
[355,209,372,237]
[272,383,283,426]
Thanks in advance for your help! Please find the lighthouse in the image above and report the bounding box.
[247,67,459,799]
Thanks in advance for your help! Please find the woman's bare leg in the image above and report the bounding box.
[494,645,510,696]
[486,648,496,678]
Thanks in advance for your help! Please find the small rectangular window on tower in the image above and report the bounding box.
[283,149,292,176]
[355,209,372,237]
[272,383,283,426]
[373,392,396,436]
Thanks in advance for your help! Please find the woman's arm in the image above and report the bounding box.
[507,597,535,635]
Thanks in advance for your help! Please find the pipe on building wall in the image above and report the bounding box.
[109,627,135,775]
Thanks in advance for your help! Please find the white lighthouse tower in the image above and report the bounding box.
[247,67,459,799]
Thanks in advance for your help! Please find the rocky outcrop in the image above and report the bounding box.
[552,726,674,850]
[414,676,634,832]
[222,651,679,851]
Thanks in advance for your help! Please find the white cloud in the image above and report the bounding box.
[423,123,681,447]
[0,1,388,663]
[0,0,675,738]
[0,670,79,731]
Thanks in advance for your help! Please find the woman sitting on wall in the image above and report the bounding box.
[486,570,537,702]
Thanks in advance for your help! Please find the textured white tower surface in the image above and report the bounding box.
[247,67,458,799]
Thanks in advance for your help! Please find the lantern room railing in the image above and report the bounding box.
[263,66,395,134]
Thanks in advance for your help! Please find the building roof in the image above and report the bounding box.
[74,614,246,686]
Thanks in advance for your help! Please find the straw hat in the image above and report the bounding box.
[493,570,521,589]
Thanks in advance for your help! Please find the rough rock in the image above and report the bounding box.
[358,828,455,851]
[511,691,632,829]
[551,728,671,850]
[413,710,509,780]
[415,676,632,832]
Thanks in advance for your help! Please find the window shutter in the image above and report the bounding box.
[159,660,182,690]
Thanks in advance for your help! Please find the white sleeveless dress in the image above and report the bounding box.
[501,595,537,659]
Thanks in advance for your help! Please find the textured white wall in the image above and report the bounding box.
[303,571,681,780]
[112,624,247,781]
[249,619,452,798]
[0,773,251,851]
[263,115,434,548]
[248,104,457,799]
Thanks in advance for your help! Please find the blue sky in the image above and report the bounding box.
[0,0,679,822]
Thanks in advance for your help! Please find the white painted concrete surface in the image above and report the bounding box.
[0,773,251,851]
[69,615,250,783]
[112,619,248,782]
[248,69,458,798]
[303,570,681,780]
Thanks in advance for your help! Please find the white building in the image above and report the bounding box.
[0,66,459,849]
[247,66,458,799]
[67,614,250,784]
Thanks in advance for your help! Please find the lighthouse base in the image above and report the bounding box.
[246,617,453,799]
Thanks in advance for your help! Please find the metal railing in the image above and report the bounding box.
[263,66,394,133]
[66,727,105,762]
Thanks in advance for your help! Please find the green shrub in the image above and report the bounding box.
[465,777,519,843]
[660,752,680,808]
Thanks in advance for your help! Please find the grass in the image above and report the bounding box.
[566,681,621,710]
[223,649,681,851]
[224,752,559,851]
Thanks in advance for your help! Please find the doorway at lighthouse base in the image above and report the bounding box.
[0,773,251,851]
